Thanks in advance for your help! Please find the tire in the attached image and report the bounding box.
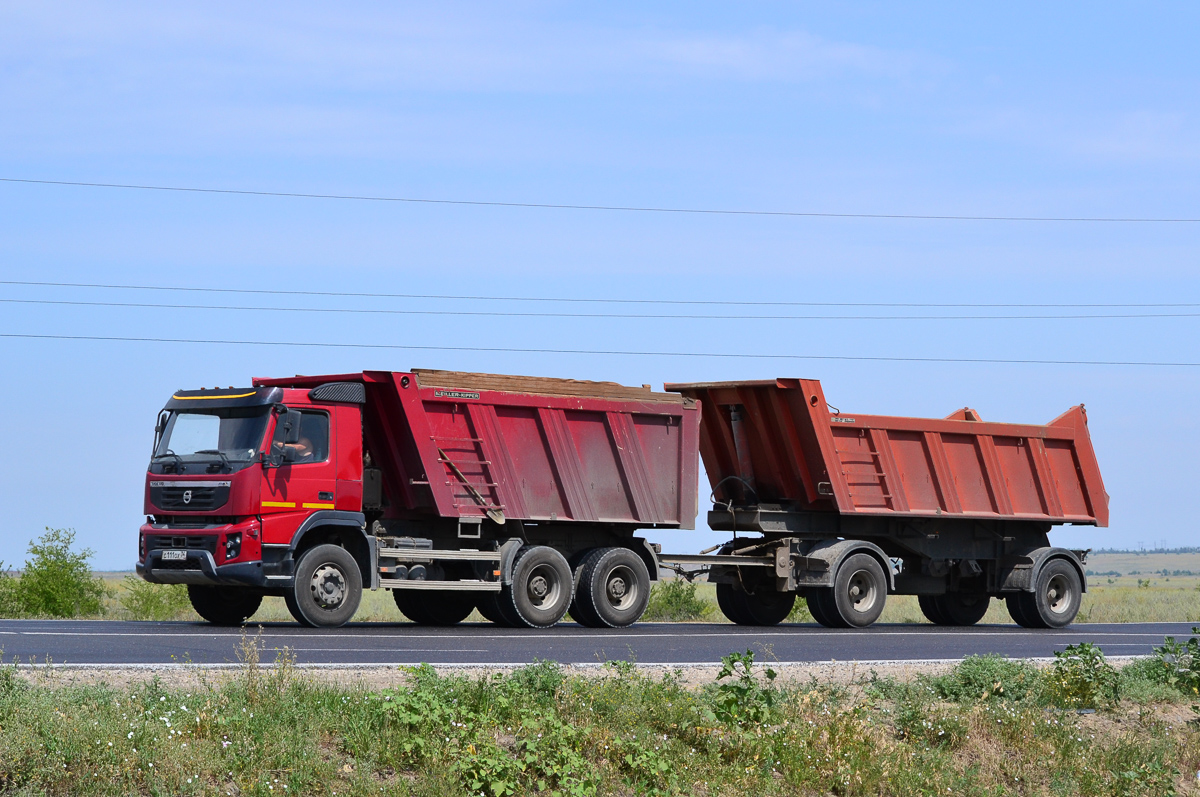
[284,592,311,626]
[1006,594,1036,628]
[934,593,990,626]
[288,544,362,628]
[715,582,795,626]
[392,589,476,626]
[477,593,516,627]
[716,582,755,625]
[806,588,838,628]
[918,594,949,625]
[1013,559,1082,629]
[187,585,262,626]
[497,546,573,629]
[825,553,888,628]
[572,547,651,628]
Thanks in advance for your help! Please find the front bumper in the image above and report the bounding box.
[137,549,275,587]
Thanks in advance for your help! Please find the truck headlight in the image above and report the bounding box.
[224,532,242,562]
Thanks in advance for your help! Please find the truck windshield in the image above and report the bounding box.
[154,408,271,464]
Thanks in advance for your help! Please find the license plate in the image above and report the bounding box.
[161,549,187,561]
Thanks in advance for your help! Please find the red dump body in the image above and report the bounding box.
[256,370,700,529]
[666,378,1108,527]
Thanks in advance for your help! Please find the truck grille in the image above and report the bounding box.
[149,481,230,512]
[147,535,218,555]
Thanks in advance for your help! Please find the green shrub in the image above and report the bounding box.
[0,564,21,618]
[1151,627,1200,701]
[926,654,1042,703]
[642,579,713,621]
[5,528,110,618]
[118,574,192,620]
[1119,656,1192,704]
[701,649,779,726]
[1046,642,1120,709]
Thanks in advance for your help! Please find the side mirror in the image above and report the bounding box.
[282,446,298,463]
[283,409,303,445]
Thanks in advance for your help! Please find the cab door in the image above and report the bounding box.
[260,409,337,545]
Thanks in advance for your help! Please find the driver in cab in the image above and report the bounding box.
[275,436,315,463]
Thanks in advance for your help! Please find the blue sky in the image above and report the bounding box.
[1,2,1198,569]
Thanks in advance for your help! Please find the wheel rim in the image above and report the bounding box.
[310,563,347,610]
[846,569,878,614]
[525,563,563,609]
[603,565,639,613]
[1046,573,1074,615]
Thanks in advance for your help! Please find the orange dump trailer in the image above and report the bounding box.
[663,378,1109,631]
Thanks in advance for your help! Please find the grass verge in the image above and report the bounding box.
[2,632,1199,795]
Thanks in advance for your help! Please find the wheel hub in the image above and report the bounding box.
[310,564,346,609]
[1046,573,1073,614]
[529,575,550,601]
[607,577,627,599]
[846,570,877,612]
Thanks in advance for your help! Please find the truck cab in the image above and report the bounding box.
[138,382,371,625]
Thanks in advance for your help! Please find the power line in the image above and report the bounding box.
[2,279,1197,310]
[3,332,1198,367]
[3,177,1198,223]
[3,296,1200,321]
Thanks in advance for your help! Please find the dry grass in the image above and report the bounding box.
[98,568,1200,626]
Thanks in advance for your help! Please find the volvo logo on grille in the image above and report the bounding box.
[182,490,192,504]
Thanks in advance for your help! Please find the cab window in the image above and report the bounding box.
[272,410,330,464]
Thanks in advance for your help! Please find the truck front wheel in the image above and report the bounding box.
[187,586,261,626]
[716,582,795,626]
[288,544,362,628]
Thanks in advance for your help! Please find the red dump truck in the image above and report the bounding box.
[664,378,1108,630]
[138,370,1106,631]
[139,370,698,628]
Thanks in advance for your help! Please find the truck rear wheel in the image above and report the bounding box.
[477,594,516,627]
[187,585,261,626]
[920,593,989,626]
[393,590,476,625]
[497,545,573,629]
[571,547,651,628]
[812,553,887,628]
[1009,559,1082,629]
[289,544,362,628]
[716,582,796,626]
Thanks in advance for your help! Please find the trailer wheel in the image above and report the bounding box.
[288,544,362,628]
[1010,559,1082,629]
[1005,594,1035,627]
[805,588,838,628]
[393,590,476,625]
[187,586,262,626]
[917,595,949,625]
[716,583,796,626]
[819,553,888,628]
[500,546,573,629]
[572,547,650,628]
[923,593,989,626]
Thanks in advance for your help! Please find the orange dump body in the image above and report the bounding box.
[665,378,1108,527]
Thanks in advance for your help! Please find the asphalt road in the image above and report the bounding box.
[1,620,1195,666]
